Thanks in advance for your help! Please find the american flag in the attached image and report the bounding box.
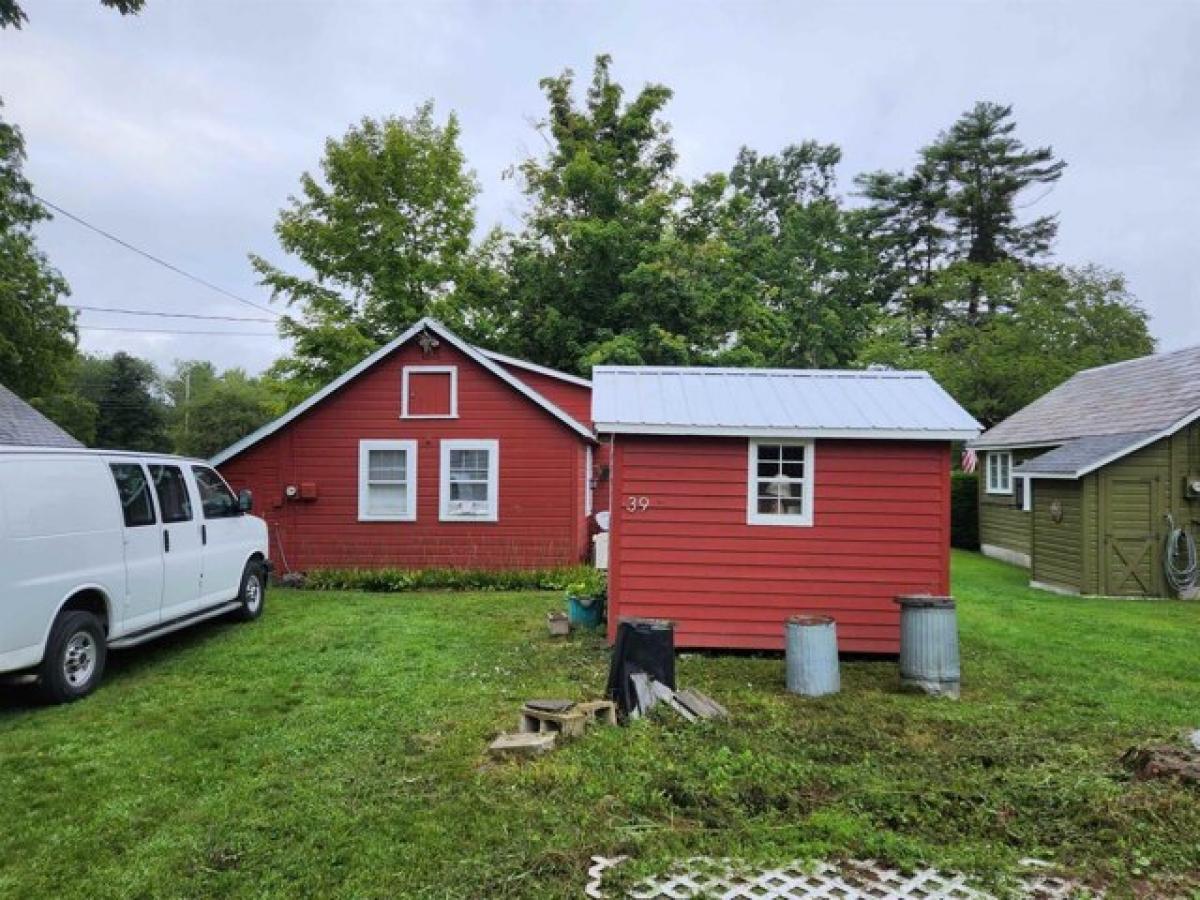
[961,447,978,473]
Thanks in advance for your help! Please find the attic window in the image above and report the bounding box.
[747,439,814,527]
[402,366,457,418]
[986,451,1013,494]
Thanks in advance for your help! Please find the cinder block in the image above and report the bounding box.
[489,732,556,759]
[519,706,589,738]
[576,700,618,726]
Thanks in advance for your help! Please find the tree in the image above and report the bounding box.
[0,0,143,29]
[92,352,168,451]
[486,55,694,372]
[165,360,280,458]
[0,102,77,400]
[253,103,478,396]
[859,265,1155,427]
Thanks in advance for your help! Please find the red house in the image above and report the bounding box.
[213,319,599,571]
[592,367,980,653]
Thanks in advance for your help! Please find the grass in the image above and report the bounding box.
[2,551,1199,898]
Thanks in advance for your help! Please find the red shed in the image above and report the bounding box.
[212,318,599,572]
[593,367,980,653]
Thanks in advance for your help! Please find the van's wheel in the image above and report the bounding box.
[230,561,266,622]
[37,610,107,704]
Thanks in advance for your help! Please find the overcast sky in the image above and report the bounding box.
[2,1,1196,375]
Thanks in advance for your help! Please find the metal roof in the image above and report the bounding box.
[0,383,83,448]
[974,345,1200,449]
[211,318,594,466]
[1013,431,1158,479]
[591,366,980,439]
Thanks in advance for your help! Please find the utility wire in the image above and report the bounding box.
[78,325,280,337]
[34,193,282,318]
[67,303,277,324]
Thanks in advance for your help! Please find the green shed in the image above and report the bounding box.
[972,346,1200,598]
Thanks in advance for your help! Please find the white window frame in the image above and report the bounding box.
[747,438,814,527]
[358,439,417,522]
[401,365,458,419]
[986,450,1013,495]
[1015,476,1033,512]
[439,439,499,522]
[584,445,594,517]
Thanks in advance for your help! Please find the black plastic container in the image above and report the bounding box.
[605,617,676,716]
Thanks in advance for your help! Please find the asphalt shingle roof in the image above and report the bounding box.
[974,345,1200,449]
[0,383,82,448]
[1013,430,1158,476]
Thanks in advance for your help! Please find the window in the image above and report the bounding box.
[148,465,193,523]
[402,366,457,418]
[358,440,417,521]
[440,439,499,522]
[109,463,157,527]
[192,466,239,519]
[748,440,814,527]
[986,451,1012,494]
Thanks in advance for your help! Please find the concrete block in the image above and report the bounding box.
[488,732,556,759]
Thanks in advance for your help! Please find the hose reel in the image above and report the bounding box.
[1163,513,1199,598]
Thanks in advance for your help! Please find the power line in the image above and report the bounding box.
[34,193,282,318]
[78,325,281,337]
[67,303,277,324]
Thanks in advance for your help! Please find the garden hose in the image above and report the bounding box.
[1163,513,1199,596]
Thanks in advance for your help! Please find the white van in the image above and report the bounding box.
[0,448,270,703]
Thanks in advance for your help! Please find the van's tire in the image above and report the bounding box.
[230,560,266,622]
[37,610,107,704]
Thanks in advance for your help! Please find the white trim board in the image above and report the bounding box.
[475,348,592,388]
[211,318,594,466]
[401,365,458,419]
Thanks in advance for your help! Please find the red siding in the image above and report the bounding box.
[607,436,952,654]
[219,341,592,571]
[491,363,593,427]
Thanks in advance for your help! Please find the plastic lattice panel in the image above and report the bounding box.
[584,857,1098,900]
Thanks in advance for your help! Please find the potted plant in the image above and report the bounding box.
[565,569,607,629]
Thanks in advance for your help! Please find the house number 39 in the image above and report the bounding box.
[624,495,650,513]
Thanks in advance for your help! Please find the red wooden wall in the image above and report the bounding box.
[606,436,952,653]
[219,340,593,572]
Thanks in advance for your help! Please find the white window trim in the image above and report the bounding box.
[986,450,1013,494]
[1016,476,1033,512]
[358,439,417,522]
[439,439,499,523]
[401,365,458,419]
[584,445,594,517]
[747,438,814,527]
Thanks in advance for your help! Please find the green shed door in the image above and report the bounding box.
[1103,477,1158,596]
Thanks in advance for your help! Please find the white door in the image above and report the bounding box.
[148,463,204,619]
[106,461,164,633]
[190,465,250,605]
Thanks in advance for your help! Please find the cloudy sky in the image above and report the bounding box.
[2,1,1196,375]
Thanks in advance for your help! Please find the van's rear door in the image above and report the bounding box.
[106,460,164,633]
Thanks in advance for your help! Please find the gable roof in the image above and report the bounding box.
[974,345,1200,451]
[211,318,594,466]
[0,383,82,448]
[474,347,592,388]
[592,366,980,439]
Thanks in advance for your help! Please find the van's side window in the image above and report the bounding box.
[109,463,157,527]
[149,465,193,523]
[192,466,239,519]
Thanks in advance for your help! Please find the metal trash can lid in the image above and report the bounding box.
[786,614,835,626]
[894,594,956,609]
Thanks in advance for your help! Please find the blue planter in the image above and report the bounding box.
[567,593,605,628]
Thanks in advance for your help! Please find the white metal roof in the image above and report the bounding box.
[211,318,594,466]
[591,366,980,439]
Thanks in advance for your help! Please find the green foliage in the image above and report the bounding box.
[0,0,143,29]
[564,567,607,598]
[950,472,979,549]
[252,103,478,397]
[164,360,282,458]
[3,552,1200,897]
[0,103,77,401]
[301,565,596,594]
[91,351,169,451]
[861,264,1155,427]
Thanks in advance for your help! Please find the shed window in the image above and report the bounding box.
[747,439,814,527]
[402,366,457,418]
[986,451,1012,494]
[358,440,417,521]
[440,439,498,522]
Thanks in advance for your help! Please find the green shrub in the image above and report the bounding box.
[299,565,597,593]
[951,472,979,549]
[564,567,607,598]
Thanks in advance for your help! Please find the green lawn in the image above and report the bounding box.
[2,551,1199,898]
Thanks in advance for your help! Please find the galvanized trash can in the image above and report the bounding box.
[785,615,840,696]
[895,595,960,699]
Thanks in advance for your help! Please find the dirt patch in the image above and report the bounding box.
[1122,745,1200,784]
